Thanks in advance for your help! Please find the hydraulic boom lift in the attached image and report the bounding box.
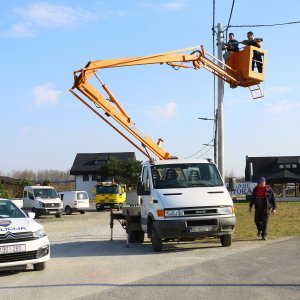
[70,44,266,161]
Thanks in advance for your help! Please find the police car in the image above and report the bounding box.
[0,198,50,271]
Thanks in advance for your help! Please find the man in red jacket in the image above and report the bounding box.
[249,177,276,240]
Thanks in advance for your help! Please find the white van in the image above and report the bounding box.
[58,191,89,215]
[23,186,63,218]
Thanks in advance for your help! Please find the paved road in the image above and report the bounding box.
[0,211,299,300]
[87,237,300,300]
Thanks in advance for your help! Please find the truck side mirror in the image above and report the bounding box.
[228,177,237,192]
[137,182,150,196]
[137,182,143,196]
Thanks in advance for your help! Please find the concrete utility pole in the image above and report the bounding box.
[217,23,225,179]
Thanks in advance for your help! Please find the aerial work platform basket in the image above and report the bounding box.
[226,45,267,98]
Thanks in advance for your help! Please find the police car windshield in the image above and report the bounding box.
[151,163,223,189]
[33,188,58,199]
[0,200,26,218]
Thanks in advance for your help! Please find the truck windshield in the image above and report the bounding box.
[151,163,223,189]
[96,185,119,194]
[33,188,58,199]
[0,200,26,218]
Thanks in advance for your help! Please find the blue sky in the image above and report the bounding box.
[1,0,299,177]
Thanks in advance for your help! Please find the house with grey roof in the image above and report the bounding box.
[70,152,136,199]
[245,155,300,200]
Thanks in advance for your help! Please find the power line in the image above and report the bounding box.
[229,20,300,28]
[184,139,213,159]
[196,145,214,159]
[225,0,236,41]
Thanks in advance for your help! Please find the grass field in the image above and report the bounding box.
[233,202,300,240]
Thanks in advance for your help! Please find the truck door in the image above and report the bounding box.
[23,188,35,210]
[141,166,152,230]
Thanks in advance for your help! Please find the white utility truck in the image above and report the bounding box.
[23,186,63,218]
[69,45,250,251]
[116,159,236,251]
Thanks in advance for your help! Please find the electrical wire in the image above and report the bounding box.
[196,145,214,159]
[225,0,236,42]
[229,20,300,28]
[184,139,214,159]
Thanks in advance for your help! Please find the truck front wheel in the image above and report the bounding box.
[32,208,40,219]
[96,205,103,211]
[151,225,162,252]
[33,262,46,271]
[55,212,62,218]
[220,234,232,247]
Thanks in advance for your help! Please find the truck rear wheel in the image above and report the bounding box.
[151,225,162,252]
[136,230,145,243]
[220,234,232,247]
[128,227,137,243]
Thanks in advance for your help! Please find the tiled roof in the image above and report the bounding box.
[70,152,136,175]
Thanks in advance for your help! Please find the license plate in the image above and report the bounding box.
[189,226,213,232]
[104,205,111,208]
[0,244,26,254]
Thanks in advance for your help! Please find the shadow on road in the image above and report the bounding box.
[50,238,223,258]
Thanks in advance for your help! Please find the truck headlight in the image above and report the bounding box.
[165,210,179,217]
[220,206,233,214]
[33,228,47,239]
[39,202,45,208]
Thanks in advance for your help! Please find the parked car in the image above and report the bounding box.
[0,199,50,271]
[58,191,90,215]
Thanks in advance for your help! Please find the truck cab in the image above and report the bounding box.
[23,186,63,218]
[93,181,126,211]
[137,159,236,251]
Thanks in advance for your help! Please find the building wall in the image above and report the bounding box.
[75,175,97,200]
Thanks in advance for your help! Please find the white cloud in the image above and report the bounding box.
[144,0,188,11]
[149,102,177,119]
[264,99,300,113]
[2,2,97,37]
[33,84,61,107]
